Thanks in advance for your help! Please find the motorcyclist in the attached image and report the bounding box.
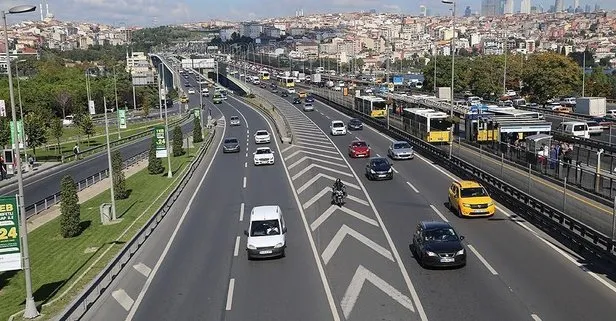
[332,178,346,196]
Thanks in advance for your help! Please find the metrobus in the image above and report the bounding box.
[260,71,270,80]
[278,76,295,88]
[354,95,387,118]
[402,108,452,143]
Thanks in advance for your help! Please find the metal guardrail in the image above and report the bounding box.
[61,113,191,163]
[312,91,616,265]
[56,129,217,321]
[25,151,149,218]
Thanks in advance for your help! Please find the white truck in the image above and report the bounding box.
[298,73,306,81]
[312,73,322,85]
[437,87,452,101]
[576,97,606,117]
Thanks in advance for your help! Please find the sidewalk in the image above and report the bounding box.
[0,162,62,189]
[26,159,148,232]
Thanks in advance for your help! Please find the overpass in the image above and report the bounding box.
[149,54,180,92]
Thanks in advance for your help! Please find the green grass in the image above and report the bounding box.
[0,136,208,321]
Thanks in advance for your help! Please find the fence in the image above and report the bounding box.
[56,129,216,321]
[312,91,616,264]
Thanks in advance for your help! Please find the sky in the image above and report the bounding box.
[4,0,615,26]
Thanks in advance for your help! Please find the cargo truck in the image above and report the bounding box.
[437,87,452,101]
[312,73,322,85]
[576,97,606,117]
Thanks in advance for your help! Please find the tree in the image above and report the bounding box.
[148,136,164,174]
[23,112,48,157]
[79,115,95,145]
[59,175,81,238]
[585,66,612,97]
[142,95,151,117]
[172,125,184,156]
[193,116,203,143]
[56,88,72,119]
[0,118,10,147]
[49,118,63,154]
[111,150,129,199]
[522,52,582,102]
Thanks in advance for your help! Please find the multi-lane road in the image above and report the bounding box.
[73,73,616,321]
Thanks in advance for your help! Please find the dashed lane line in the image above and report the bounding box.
[225,278,235,311]
[234,236,240,257]
[406,182,420,193]
[429,205,449,222]
[239,203,245,222]
[132,263,151,278]
[467,244,499,275]
[112,289,134,311]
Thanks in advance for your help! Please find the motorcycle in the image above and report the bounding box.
[331,188,345,206]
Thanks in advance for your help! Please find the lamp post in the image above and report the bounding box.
[113,66,120,139]
[4,5,39,319]
[164,89,172,179]
[443,0,456,159]
[503,32,508,95]
[103,97,117,221]
[157,63,163,120]
[14,59,28,170]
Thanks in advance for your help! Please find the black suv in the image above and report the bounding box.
[411,221,466,268]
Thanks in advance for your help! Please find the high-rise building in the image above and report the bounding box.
[554,0,564,12]
[481,0,500,16]
[521,0,531,13]
[594,4,601,11]
[420,5,427,17]
[504,0,514,14]
[464,6,472,16]
[584,4,591,12]
[573,0,579,9]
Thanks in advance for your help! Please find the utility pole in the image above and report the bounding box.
[503,32,508,95]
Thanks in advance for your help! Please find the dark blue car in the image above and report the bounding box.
[305,96,315,103]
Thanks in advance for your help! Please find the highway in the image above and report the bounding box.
[246,83,616,321]
[79,85,332,321]
[0,84,195,215]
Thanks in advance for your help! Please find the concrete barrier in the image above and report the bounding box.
[243,95,292,144]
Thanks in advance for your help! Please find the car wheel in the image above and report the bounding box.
[458,207,464,218]
[280,249,286,258]
[247,253,253,261]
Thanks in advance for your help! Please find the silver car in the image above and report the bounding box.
[230,116,241,126]
[388,141,414,160]
[303,103,314,112]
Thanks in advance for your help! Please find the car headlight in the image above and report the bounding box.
[388,168,393,173]
[370,169,376,174]
[426,251,437,257]
[456,249,465,256]
[248,244,256,250]
[274,243,284,248]
[462,203,472,208]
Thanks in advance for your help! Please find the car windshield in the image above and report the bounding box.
[333,122,344,128]
[224,139,238,144]
[460,187,489,198]
[371,159,389,167]
[256,131,268,136]
[231,117,239,121]
[250,219,280,236]
[350,119,361,124]
[256,149,271,154]
[352,141,367,147]
[393,142,411,149]
[424,228,459,242]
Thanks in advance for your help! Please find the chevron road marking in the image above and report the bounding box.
[285,150,343,162]
[112,289,134,311]
[281,145,296,154]
[340,265,415,319]
[290,123,318,130]
[294,129,332,138]
[321,225,394,264]
[289,156,347,171]
[293,145,341,155]
[311,205,379,231]
[133,263,151,277]
[302,187,369,209]
[292,163,354,181]
[297,173,360,194]
[295,134,332,142]
[295,140,337,150]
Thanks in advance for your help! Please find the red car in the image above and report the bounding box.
[348,140,370,158]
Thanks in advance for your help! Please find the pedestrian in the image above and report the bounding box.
[73,144,80,160]
[0,155,6,180]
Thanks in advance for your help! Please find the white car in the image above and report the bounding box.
[253,147,275,165]
[229,116,241,126]
[303,103,314,112]
[188,89,195,94]
[62,115,74,126]
[244,205,287,259]
[254,130,271,144]
[330,120,347,136]
[287,88,296,94]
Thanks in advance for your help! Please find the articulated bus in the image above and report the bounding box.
[278,76,295,88]
[354,95,387,118]
[260,70,270,80]
[402,108,452,143]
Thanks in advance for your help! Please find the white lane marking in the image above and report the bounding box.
[429,205,449,222]
[112,289,134,311]
[531,314,543,321]
[243,176,247,188]
[246,129,249,134]
[239,203,245,221]
[244,162,247,168]
[245,152,248,158]
[322,224,394,264]
[376,154,381,157]
[288,156,347,170]
[355,136,361,140]
[297,173,360,194]
[234,236,241,257]
[292,163,353,181]
[285,149,343,161]
[296,144,340,155]
[125,106,226,321]
[325,115,330,119]
[406,181,420,193]
[233,95,341,321]
[392,167,399,174]
[295,141,337,150]
[132,263,151,277]
[225,278,235,311]
[281,145,295,154]
[467,244,499,275]
[311,206,379,231]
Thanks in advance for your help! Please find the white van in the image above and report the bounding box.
[244,205,286,259]
[557,121,589,139]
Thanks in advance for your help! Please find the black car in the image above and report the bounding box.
[365,157,393,180]
[305,96,315,102]
[260,83,267,88]
[281,92,289,97]
[293,98,301,104]
[348,118,363,130]
[411,221,466,268]
[222,137,240,153]
[272,88,279,93]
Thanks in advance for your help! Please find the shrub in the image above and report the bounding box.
[148,136,164,174]
[59,175,81,238]
[112,150,128,199]
[193,116,203,143]
[172,125,185,156]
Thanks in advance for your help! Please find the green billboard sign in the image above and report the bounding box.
[154,125,167,158]
[118,109,127,129]
[9,120,24,149]
[0,196,21,272]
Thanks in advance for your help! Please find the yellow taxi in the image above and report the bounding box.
[180,95,189,103]
[447,180,495,217]
[298,91,307,98]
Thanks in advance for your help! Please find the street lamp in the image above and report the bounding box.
[442,0,456,159]
[14,59,28,170]
[4,5,39,319]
